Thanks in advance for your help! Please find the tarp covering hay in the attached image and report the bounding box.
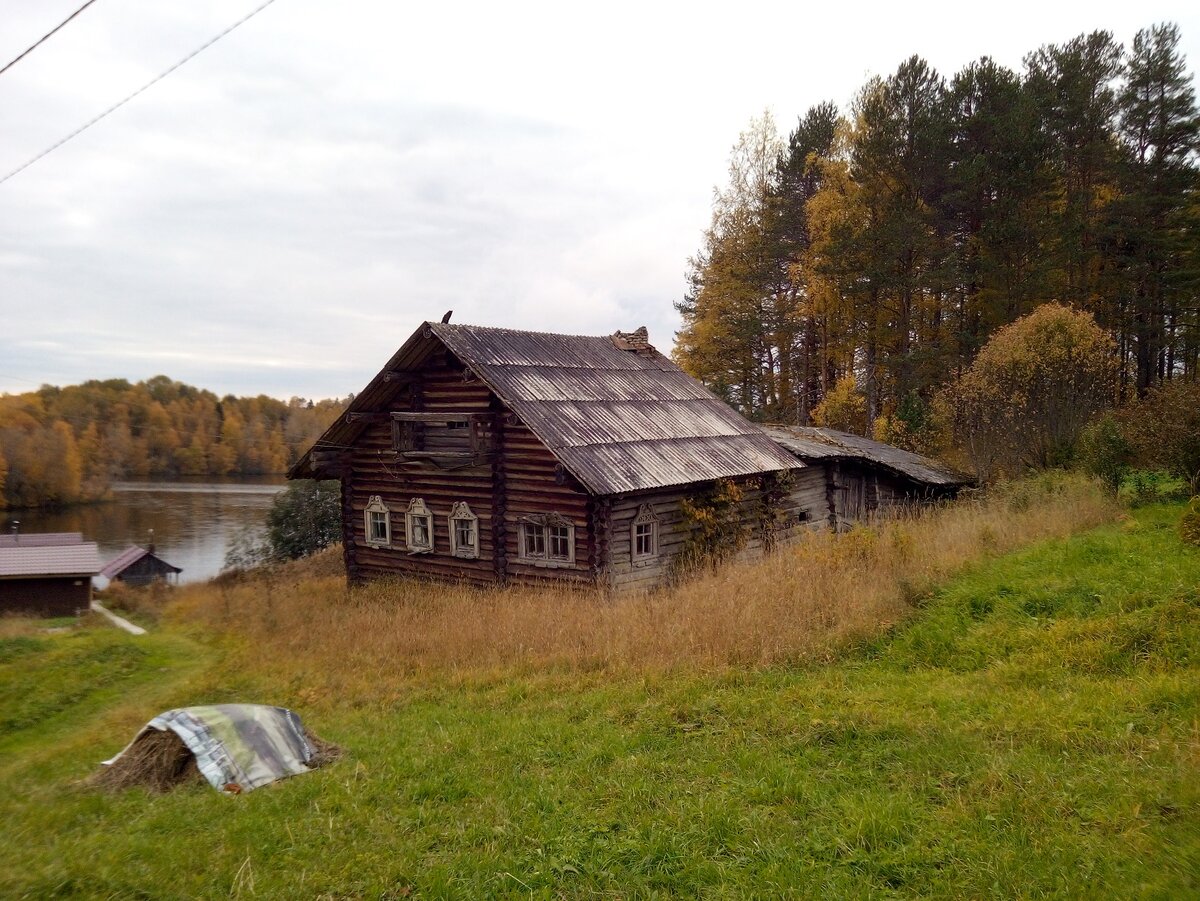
[94,704,340,793]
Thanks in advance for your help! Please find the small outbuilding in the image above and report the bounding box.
[101,545,182,587]
[763,425,973,529]
[0,534,101,617]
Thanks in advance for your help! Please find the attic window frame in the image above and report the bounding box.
[391,412,488,457]
[517,512,575,568]
[364,495,391,548]
[631,504,660,562]
[405,497,434,554]
[449,501,479,559]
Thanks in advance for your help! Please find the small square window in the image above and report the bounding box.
[406,498,434,553]
[518,514,574,566]
[364,495,391,548]
[369,511,389,542]
[449,501,479,559]
[522,521,545,557]
[631,504,659,561]
[548,524,571,560]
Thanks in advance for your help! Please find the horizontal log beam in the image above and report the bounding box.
[391,412,489,423]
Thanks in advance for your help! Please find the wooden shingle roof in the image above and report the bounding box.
[292,321,803,495]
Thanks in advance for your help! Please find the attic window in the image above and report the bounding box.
[518,513,575,567]
[631,504,659,561]
[449,502,479,559]
[364,496,391,548]
[406,498,434,553]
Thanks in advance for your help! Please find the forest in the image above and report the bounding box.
[0,375,347,510]
[675,23,1199,456]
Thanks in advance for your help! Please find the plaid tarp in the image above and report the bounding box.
[103,704,317,793]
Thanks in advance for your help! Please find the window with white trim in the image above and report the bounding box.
[517,513,575,566]
[406,497,434,553]
[449,501,479,559]
[631,504,659,561]
[364,495,391,548]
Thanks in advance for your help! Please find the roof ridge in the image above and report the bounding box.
[431,321,656,343]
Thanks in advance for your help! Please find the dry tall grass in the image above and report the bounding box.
[168,474,1117,688]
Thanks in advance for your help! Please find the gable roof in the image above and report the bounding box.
[292,321,803,495]
[0,542,101,579]
[100,546,183,580]
[762,425,971,488]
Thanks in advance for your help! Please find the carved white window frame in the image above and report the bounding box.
[406,497,434,554]
[364,495,391,548]
[631,504,660,562]
[517,512,575,567]
[449,501,479,559]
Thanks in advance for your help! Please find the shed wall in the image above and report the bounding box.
[0,576,91,617]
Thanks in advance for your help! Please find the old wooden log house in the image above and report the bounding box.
[291,321,969,592]
[291,321,820,592]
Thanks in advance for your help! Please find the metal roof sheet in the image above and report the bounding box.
[0,532,84,547]
[0,542,102,578]
[763,425,972,487]
[293,321,803,494]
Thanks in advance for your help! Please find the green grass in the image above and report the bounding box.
[0,503,1196,898]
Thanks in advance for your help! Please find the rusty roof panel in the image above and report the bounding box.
[0,543,101,578]
[763,425,972,487]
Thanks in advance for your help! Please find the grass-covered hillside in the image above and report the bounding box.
[0,488,1196,898]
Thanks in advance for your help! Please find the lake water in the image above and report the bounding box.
[3,477,287,585]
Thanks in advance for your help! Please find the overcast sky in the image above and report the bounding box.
[1,0,1197,400]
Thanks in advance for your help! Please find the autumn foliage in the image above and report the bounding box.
[942,304,1117,480]
[0,375,347,510]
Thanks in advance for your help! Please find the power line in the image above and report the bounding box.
[0,0,100,78]
[0,0,280,188]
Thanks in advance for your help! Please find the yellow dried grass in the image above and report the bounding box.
[168,474,1117,688]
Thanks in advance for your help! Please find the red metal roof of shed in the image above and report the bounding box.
[0,543,101,578]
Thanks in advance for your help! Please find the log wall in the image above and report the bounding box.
[342,355,595,588]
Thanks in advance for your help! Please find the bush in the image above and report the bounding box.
[225,480,341,569]
[1119,381,1200,494]
[1077,412,1131,491]
[941,303,1117,481]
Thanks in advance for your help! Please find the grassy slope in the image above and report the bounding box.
[0,504,1196,899]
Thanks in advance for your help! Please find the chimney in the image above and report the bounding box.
[10,521,19,543]
[147,528,155,555]
[610,326,653,354]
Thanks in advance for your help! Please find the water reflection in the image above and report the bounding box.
[4,476,286,585]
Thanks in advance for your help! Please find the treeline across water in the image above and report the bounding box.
[676,23,1200,438]
[0,375,347,510]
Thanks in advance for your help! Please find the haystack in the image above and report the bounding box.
[92,704,341,794]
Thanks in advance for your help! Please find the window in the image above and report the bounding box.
[449,501,479,559]
[518,513,575,566]
[364,495,391,548]
[631,504,659,561]
[406,498,434,553]
[392,420,416,451]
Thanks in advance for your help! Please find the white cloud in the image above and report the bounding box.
[0,0,1197,398]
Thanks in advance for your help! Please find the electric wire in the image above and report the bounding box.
[0,0,279,187]
[0,0,100,78]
